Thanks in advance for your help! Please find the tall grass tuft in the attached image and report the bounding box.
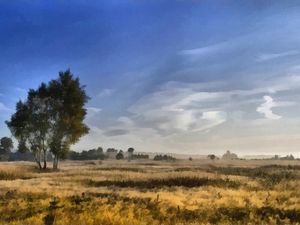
[0,169,33,180]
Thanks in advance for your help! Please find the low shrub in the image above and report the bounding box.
[86,176,240,189]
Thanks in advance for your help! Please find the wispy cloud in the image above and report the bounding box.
[97,88,115,98]
[0,102,11,112]
[103,129,129,136]
[125,76,300,136]
[257,50,298,62]
[15,87,27,93]
[179,40,234,57]
[86,107,102,118]
[127,82,230,135]
[75,76,300,155]
[256,96,281,120]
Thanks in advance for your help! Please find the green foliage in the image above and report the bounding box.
[6,70,89,169]
[48,70,89,169]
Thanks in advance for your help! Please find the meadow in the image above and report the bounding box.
[0,159,299,224]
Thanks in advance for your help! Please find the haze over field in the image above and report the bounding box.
[0,1,300,156]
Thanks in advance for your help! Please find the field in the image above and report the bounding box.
[0,159,299,224]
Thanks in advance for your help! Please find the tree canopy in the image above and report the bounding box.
[6,70,89,169]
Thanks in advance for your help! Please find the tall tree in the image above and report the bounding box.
[47,70,89,169]
[6,70,89,169]
[6,84,53,169]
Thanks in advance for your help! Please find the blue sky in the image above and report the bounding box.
[1,1,300,156]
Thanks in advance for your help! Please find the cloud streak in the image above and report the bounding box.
[86,107,102,118]
[127,83,229,135]
[257,50,299,62]
[0,102,11,112]
[180,41,229,56]
[256,96,281,120]
[97,88,115,98]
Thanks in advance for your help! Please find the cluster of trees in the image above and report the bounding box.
[68,147,105,160]
[273,154,296,160]
[6,70,89,170]
[222,150,238,160]
[153,154,176,161]
[67,147,149,161]
[131,153,149,160]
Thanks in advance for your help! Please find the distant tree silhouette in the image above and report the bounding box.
[222,150,238,160]
[106,148,118,153]
[106,148,118,159]
[0,137,13,153]
[116,150,124,160]
[208,154,216,160]
[127,147,134,160]
[132,153,149,159]
[128,147,134,153]
[280,154,295,160]
[68,147,106,160]
[0,137,13,161]
[153,154,176,161]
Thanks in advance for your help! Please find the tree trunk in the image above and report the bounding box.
[43,150,47,169]
[34,154,42,170]
[53,155,59,170]
[53,155,56,169]
[43,159,47,169]
[36,160,42,170]
[56,158,59,169]
[42,139,47,170]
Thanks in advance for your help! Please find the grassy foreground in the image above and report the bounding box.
[0,159,299,224]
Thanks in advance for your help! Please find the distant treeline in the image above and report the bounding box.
[68,148,106,160]
[1,145,178,161]
[66,147,150,160]
[153,154,176,161]
[1,145,298,162]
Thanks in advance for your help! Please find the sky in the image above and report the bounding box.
[1,1,300,157]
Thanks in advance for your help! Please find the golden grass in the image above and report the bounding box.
[0,159,299,224]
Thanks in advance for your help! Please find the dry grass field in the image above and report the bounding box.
[0,159,299,224]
